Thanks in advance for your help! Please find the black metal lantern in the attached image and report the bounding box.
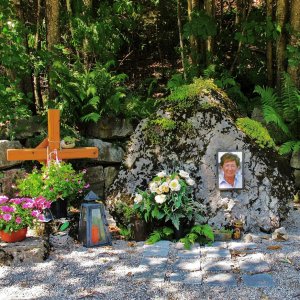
[79,191,112,247]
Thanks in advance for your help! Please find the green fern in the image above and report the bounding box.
[180,224,214,249]
[145,227,174,245]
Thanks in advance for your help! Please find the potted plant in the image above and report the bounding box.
[17,161,89,219]
[0,195,51,242]
[133,170,201,238]
[60,136,77,149]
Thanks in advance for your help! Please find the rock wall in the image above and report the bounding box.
[107,88,296,233]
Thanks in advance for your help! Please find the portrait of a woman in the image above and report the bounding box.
[218,152,243,189]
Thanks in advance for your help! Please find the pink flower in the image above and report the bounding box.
[31,210,40,217]
[22,202,33,209]
[1,206,15,213]
[38,214,45,221]
[15,216,22,224]
[0,196,8,204]
[3,214,12,221]
[10,198,23,204]
[84,183,90,189]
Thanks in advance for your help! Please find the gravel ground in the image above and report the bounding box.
[0,207,299,300]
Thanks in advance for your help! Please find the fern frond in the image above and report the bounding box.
[262,105,290,135]
[254,85,279,110]
[146,230,162,245]
[279,141,300,155]
[281,73,300,121]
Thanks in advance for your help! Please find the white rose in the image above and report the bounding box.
[134,194,143,204]
[156,171,167,178]
[158,182,169,194]
[169,179,181,191]
[155,194,167,204]
[149,182,158,193]
[179,170,190,178]
[186,178,195,186]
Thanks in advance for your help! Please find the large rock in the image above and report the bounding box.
[0,140,22,169]
[84,166,105,198]
[87,139,125,163]
[107,81,295,233]
[86,116,134,139]
[0,168,26,197]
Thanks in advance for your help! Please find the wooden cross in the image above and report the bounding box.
[7,109,98,163]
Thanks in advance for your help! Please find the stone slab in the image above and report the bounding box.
[204,273,237,286]
[0,237,49,266]
[139,257,168,269]
[177,245,201,258]
[205,242,228,248]
[202,260,232,272]
[143,241,170,257]
[202,248,231,259]
[228,242,258,251]
[169,271,203,284]
[134,268,165,282]
[238,255,271,274]
[174,258,200,272]
[242,274,275,287]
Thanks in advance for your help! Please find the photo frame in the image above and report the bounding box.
[217,151,244,190]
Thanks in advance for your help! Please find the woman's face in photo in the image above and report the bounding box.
[221,160,238,177]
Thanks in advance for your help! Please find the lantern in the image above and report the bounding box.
[78,191,112,247]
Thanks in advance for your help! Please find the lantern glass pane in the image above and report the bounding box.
[79,206,87,245]
[90,208,106,245]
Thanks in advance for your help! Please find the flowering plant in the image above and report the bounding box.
[133,170,196,230]
[17,161,89,202]
[0,195,51,232]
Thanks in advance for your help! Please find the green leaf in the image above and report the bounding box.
[59,221,70,231]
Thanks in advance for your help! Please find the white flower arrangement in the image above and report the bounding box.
[133,170,196,230]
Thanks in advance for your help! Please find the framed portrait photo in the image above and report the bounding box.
[217,151,244,190]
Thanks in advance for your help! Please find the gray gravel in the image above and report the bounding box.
[0,207,300,300]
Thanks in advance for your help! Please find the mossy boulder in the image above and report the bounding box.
[107,79,295,232]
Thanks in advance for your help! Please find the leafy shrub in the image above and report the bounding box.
[146,227,174,245]
[236,117,276,149]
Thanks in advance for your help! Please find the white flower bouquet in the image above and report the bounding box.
[133,170,196,230]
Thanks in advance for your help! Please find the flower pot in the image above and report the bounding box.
[60,140,75,149]
[50,198,68,219]
[0,227,27,243]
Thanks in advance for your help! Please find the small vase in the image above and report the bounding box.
[132,218,147,242]
[0,227,27,243]
[50,198,68,219]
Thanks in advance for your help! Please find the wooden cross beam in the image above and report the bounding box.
[7,109,98,162]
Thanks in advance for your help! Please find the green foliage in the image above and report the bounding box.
[17,161,87,202]
[119,226,133,240]
[146,226,174,245]
[167,78,218,102]
[254,74,300,154]
[180,224,214,249]
[236,117,276,149]
[183,10,217,40]
[151,118,177,130]
[167,74,186,91]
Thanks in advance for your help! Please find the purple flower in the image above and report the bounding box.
[0,196,8,204]
[84,183,90,189]
[3,214,12,221]
[1,206,15,213]
[10,198,23,205]
[15,216,22,224]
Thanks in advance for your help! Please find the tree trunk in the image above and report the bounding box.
[177,0,187,80]
[287,0,300,88]
[34,0,44,111]
[187,0,200,74]
[204,0,215,66]
[266,0,274,86]
[275,0,288,91]
[12,0,37,115]
[45,0,60,103]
